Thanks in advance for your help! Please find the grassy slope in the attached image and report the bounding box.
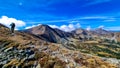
[67,37,120,59]
[0,25,118,68]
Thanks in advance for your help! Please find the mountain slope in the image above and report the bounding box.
[0,23,118,68]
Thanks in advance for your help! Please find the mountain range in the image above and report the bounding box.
[24,24,120,43]
[0,23,120,68]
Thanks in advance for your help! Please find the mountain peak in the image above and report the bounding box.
[72,28,88,35]
[24,24,72,43]
[94,28,110,34]
[40,24,49,27]
[35,24,52,30]
[25,24,53,35]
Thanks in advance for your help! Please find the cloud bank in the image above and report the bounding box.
[25,24,41,29]
[0,16,26,29]
[49,23,81,32]
[106,26,120,31]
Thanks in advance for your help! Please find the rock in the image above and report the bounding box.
[36,64,41,68]
[28,54,35,59]
[102,57,120,64]
[4,47,13,52]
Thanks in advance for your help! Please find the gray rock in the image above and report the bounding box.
[4,47,13,52]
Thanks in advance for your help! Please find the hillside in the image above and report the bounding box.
[0,23,120,68]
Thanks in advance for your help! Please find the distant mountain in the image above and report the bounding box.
[93,28,112,35]
[71,28,113,36]
[24,24,73,43]
[71,28,88,35]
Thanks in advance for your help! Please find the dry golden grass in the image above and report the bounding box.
[97,45,106,48]
[74,54,117,68]
[4,59,19,67]
[84,41,99,43]
[49,44,59,51]
[97,52,112,57]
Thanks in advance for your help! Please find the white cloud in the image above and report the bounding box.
[80,16,108,19]
[98,25,104,29]
[25,24,41,29]
[49,25,59,28]
[83,0,111,7]
[79,16,117,22]
[86,26,91,31]
[103,18,116,22]
[49,23,81,32]
[69,20,80,23]
[0,16,26,29]
[25,25,36,29]
[39,20,68,23]
[106,26,120,31]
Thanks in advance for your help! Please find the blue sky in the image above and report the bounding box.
[0,0,120,31]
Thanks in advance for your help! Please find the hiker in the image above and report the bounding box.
[10,23,15,34]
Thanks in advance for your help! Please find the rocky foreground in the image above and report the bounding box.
[0,38,118,68]
[0,24,120,68]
